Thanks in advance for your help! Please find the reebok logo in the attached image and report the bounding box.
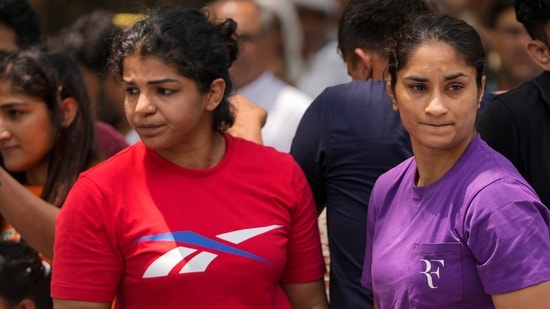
[136,225,283,278]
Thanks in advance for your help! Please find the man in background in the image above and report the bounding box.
[486,0,542,91]
[478,0,550,207]
[208,0,311,152]
[291,0,436,307]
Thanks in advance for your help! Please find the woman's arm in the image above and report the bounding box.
[282,279,329,309]
[492,280,550,309]
[0,167,58,259]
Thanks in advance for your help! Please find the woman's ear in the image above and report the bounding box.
[60,97,79,128]
[385,79,398,111]
[205,78,225,111]
[526,40,550,71]
[478,75,487,109]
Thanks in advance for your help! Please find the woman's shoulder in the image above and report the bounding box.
[380,157,415,178]
[229,135,297,168]
[372,156,415,191]
[462,138,541,203]
[83,142,145,177]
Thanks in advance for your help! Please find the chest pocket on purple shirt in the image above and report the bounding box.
[407,243,463,308]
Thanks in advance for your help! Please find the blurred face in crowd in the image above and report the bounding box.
[210,0,268,89]
[0,23,18,52]
[296,6,331,59]
[492,7,542,89]
[0,81,55,185]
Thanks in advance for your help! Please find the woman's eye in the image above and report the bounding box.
[158,88,174,95]
[409,84,425,91]
[125,88,138,96]
[448,84,463,91]
[8,110,23,118]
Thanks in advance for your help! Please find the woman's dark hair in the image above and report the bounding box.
[0,241,52,309]
[109,7,238,132]
[0,48,98,206]
[387,14,486,91]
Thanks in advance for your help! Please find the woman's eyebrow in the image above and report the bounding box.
[403,75,428,82]
[0,101,28,109]
[121,78,180,85]
[444,72,468,81]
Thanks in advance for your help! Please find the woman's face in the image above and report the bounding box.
[388,41,485,153]
[0,81,55,185]
[122,55,223,158]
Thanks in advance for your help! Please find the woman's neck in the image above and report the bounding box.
[413,133,476,186]
[157,132,227,169]
[25,165,48,187]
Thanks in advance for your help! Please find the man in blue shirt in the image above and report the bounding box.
[290,0,436,307]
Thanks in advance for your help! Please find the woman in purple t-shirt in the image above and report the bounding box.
[361,13,550,308]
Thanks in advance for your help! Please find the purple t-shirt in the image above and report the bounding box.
[362,135,550,308]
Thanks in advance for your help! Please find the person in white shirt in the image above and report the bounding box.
[208,0,312,152]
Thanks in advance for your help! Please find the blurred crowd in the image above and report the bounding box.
[0,0,549,308]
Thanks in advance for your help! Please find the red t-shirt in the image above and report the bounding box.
[52,135,325,308]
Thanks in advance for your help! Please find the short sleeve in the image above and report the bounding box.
[465,180,550,294]
[281,162,326,283]
[52,176,123,302]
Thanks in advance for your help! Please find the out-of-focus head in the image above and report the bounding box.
[291,0,339,60]
[0,0,41,52]
[255,0,304,83]
[0,241,52,309]
[49,10,126,131]
[50,10,119,75]
[109,7,238,132]
[514,0,550,71]
[514,0,550,44]
[292,0,339,16]
[337,0,437,78]
[488,0,542,90]
[208,0,274,89]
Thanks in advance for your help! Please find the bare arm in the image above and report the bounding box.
[282,279,328,309]
[227,94,267,144]
[0,167,58,259]
[53,299,111,309]
[492,280,550,309]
